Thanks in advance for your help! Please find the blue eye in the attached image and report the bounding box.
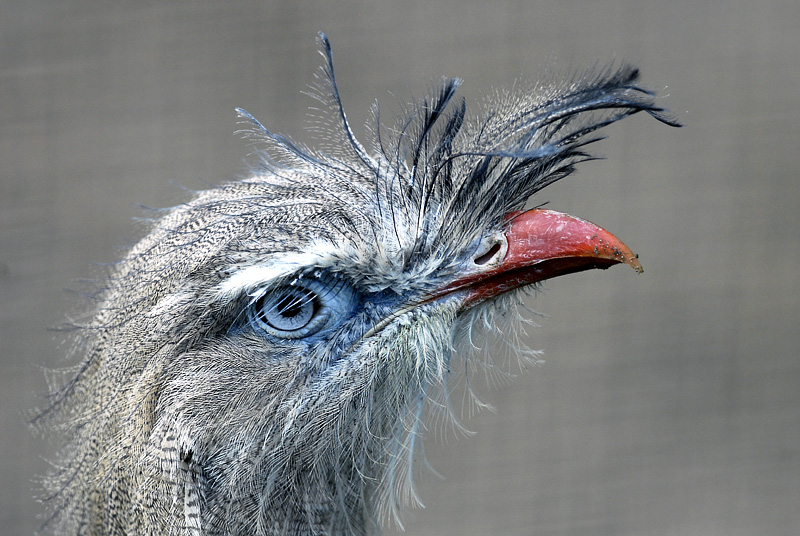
[247,275,355,339]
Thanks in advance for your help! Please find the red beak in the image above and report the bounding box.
[439,209,643,309]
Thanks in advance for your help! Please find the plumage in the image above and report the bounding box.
[39,33,678,535]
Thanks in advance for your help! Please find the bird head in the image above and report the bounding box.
[43,34,677,535]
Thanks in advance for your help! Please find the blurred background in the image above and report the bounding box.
[2,1,798,535]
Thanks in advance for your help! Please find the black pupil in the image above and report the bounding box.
[277,293,306,318]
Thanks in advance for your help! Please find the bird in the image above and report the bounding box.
[38,33,678,536]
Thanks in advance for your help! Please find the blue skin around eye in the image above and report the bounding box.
[242,270,410,352]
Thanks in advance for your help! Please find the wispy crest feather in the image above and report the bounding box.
[237,33,677,281]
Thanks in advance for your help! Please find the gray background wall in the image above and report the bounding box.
[2,1,799,535]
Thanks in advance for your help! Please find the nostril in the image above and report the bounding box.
[473,242,502,265]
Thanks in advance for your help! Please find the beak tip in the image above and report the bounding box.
[626,253,644,274]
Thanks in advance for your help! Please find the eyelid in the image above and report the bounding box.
[215,244,342,304]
